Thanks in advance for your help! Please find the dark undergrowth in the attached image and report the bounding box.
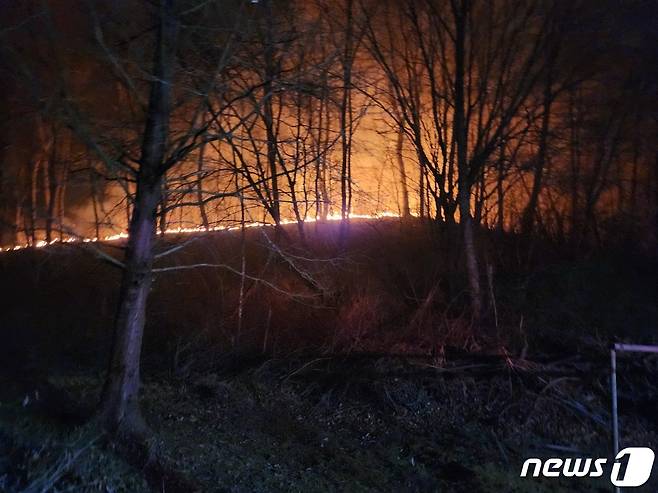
[1,219,655,371]
[0,218,656,491]
[1,352,657,492]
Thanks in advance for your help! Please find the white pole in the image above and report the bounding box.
[609,343,658,492]
[610,347,620,493]
[611,348,619,456]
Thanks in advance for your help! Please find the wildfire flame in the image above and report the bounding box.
[0,211,407,253]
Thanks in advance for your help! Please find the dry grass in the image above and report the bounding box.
[0,217,655,375]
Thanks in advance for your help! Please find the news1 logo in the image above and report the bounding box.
[520,447,655,487]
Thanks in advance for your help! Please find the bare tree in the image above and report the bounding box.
[99,0,179,435]
[364,0,553,316]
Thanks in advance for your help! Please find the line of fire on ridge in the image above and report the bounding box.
[0,211,406,253]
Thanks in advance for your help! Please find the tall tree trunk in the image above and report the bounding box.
[314,63,330,222]
[100,0,176,436]
[458,188,481,316]
[101,176,162,435]
[453,0,481,317]
[339,0,354,243]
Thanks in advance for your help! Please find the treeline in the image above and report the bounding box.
[1,0,655,246]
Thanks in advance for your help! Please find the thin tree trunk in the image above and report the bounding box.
[44,135,54,243]
[288,59,307,242]
[90,165,101,239]
[262,0,281,229]
[314,96,324,221]
[196,139,210,230]
[236,172,246,346]
[14,195,22,245]
[521,66,553,236]
[496,144,505,232]
[158,172,168,234]
[396,122,411,218]
[30,158,40,245]
[474,168,485,225]
[339,0,354,243]
[320,103,330,221]
[418,164,425,218]
[57,160,69,241]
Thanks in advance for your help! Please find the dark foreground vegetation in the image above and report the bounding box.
[1,219,657,491]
